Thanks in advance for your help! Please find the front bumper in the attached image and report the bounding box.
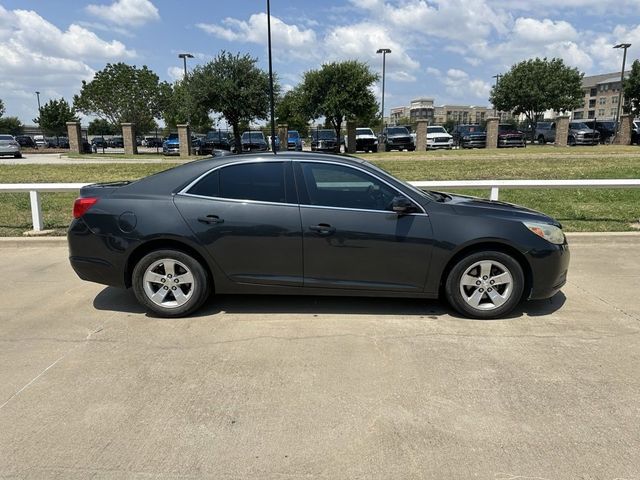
[460,138,486,148]
[574,136,599,145]
[427,139,453,149]
[498,137,525,147]
[0,146,20,155]
[527,241,570,300]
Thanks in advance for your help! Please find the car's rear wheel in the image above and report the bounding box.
[132,249,210,317]
[568,135,576,146]
[14,153,22,158]
[445,251,524,319]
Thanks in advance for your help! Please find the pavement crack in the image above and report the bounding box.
[0,325,104,412]
[568,280,640,323]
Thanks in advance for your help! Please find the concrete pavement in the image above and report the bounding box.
[0,234,639,479]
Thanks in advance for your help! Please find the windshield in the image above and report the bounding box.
[427,127,447,134]
[206,131,228,139]
[312,130,336,140]
[498,124,516,132]
[0,135,14,141]
[458,126,484,134]
[288,131,299,138]
[386,127,409,135]
[571,122,589,130]
[167,134,179,140]
[242,132,265,141]
[356,128,374,136]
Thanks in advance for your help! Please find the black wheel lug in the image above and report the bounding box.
[482,276,488,280]
[479,288,484,292]
[163,286,168,290]
[476,280,481,285]
[172,286,177,290]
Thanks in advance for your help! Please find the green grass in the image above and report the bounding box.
[0,145,639,235]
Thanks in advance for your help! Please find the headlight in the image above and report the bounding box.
[463,135,470,140]
[523,221,565,245]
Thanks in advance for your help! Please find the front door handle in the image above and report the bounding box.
[309,223,335,235]
[198,214,224,224]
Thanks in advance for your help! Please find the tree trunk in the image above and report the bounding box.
[333,116,343,153]
[231,121,242,153]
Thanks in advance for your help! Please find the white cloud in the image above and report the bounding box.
[167,66,184,81]
[197,13,316,59]
[86,0,160,27]
[0,5,135,122]
[438,68,491,100]
[512,18,577,44]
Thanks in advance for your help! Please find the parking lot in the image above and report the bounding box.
[1,233,639,478]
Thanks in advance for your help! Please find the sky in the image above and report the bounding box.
[1,0,640,125]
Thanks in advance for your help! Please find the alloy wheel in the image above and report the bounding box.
[458,260,513,311]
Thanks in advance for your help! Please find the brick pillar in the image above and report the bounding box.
[277,124,288,152]
[121,123,137,155]
[415,120,428,151]
[177,124,192,157]
[485,117,499,149]
[613,114,633,145]
[346,120,356,154]
[555,116,570,147]
[66,121,83,154]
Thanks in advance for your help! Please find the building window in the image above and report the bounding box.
[588,110,595,119]
[598,109,605,116]
[611,109,617,116]
[599,97,606,105]
[590,88,597,97]
[612,96,618,104]
[589,99,596,108]
[574,112,583,119]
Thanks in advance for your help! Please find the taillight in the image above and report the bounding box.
[73,197,98,218]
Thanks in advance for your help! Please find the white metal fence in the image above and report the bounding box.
[1,179,639,232]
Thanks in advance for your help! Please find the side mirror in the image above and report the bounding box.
[391,196,416,215]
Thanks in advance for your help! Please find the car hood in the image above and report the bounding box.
[426,132,452,139]
[498,129,522,135]
[387,133,410,138]
[355,134,377,139]
[165,139,179,145]
[570,128,597,134]
[461,131,486,137]
[444,192,560,226]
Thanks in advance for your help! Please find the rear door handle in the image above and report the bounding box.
[198,214,224,224]
[309,223,335,235]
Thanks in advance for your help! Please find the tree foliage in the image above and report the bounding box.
[0,116,23,135]
[490,57,583,131]
[162,80,213,134]
[33,98,78,137]
[275,88,311,137]
[299,60,379,141]
[189,51,274,151]
[623,59,640,116]
[73,63,166,134]
[88,118,118,136]
[0,98,5,117]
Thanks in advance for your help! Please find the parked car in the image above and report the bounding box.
[144,136,163,148]
[191,137,206,155]
[535,121,600,145]
[68,152,570,320]
[310,129,340,153]
[163,133,180,155]
[91,137,108,149]
[380,126,415,151]
[498,124,526,148]
[267,135,281,151]
[425,126,453,150]
[33,135,49,148]
[287,130,303,151]
[344,128,378,153]
[15,135,36,148]
[632,120,640,145]
[452,124,486,148]
[57,137,70,149]
[0,134,22,158]
[241,131,269,152]
[108,136,124,148]
[583,120,616,144]
[202,130,233,153]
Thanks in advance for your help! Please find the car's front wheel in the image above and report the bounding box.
[132,249,210,317]
[445,251,524,319]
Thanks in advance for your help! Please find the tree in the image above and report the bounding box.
[162,80,213,134]
[299,60,379,142]
[74,63,167,134]
[0,98,5,117]
[189,51,274,152]
[623,59,640,116]
[88,118,118,136]
[0,116,23,135]
[33,98,78,138]
[490,57,583,134]
[275,87,311,137]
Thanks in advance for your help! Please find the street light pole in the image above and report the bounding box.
[492,74,501,118]
[613,43,631,138]
[376,48,391,134]
[266,0,277,155]
[178,53,194,125]
[35,91,41,113]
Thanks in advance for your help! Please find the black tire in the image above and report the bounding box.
[132,249,210,317]
[568,136,576,146]
[14,153,22,158]
[445,251,524,319]
[538,135,546,145]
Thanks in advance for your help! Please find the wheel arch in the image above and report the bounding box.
[438,241,532,300]
[125,238,214,289]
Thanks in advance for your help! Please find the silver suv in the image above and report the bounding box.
[535,121,599,145]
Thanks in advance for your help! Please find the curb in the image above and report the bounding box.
[1,232,639,248]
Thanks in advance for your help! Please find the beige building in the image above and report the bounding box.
[573,71,630,120]
[389,106,409,125]
[433,105,491,124]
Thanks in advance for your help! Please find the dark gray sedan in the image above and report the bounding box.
[68,152,569,319]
